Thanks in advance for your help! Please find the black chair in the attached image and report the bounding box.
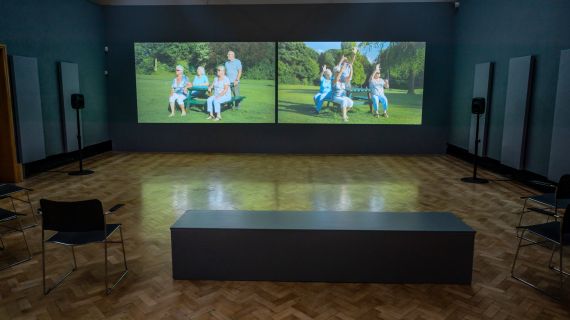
[40,199,128,295]
[519,174,570,227]
[512,204,569,297]
[0,208,32,270]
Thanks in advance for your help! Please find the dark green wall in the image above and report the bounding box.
[0,0,108,156]
[449,0,570,176]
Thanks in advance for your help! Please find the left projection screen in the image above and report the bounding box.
[135,42,276,123]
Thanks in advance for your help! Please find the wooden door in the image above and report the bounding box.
[0,44,23,182]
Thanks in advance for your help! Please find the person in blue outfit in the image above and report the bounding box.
[224,51,242,108]
[332,63,354,122]
[206,65,232,121]
[368,64,390,118]
[336,47,358,91]
[190,66,209,98]
[168,65,191,117]
[313,65,332,113]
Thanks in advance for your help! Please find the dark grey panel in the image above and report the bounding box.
[468,62,493,156]
[58,62,81,152]
[171,210,474,232]
[548,49,570,181]
[500,56,534,170]
[171,211,475,283]
[9,56,46,163]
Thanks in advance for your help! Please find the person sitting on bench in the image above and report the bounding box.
[206,65,232,121]
[369,64,390,118]
[190,66,209,98]
[168,65,191,117]
[336,47,357,92]
[332,63,354,122]
[313,65,332,114]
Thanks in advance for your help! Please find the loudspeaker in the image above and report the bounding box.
[472,97,485,114]
[71,93,85,109]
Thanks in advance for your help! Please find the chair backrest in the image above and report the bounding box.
[556,174,570,200]
[40,199,105,232]
[563,205,570,237]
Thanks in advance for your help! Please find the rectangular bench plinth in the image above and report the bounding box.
[171,211,475,284]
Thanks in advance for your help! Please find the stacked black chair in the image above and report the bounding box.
[0,208,32,270]
[40,199,127,295]
[519,174,570,228]
[512,204,569,298]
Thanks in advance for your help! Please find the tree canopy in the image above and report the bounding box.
[134,42,275,80]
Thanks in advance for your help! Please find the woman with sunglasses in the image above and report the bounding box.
[206,65,232,121]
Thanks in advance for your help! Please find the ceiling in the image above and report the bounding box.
[91,0,454,6]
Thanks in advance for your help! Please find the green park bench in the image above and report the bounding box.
[167,84,246,114]
[322,87,373,112]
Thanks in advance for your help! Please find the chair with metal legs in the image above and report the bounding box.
[519,174,570,228]
[512,204,569,298]
[0,208,32,270]
[40,199,128,295]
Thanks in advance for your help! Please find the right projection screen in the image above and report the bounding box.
[278,42,425,124]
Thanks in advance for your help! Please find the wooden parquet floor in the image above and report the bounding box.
[0,152,569,319]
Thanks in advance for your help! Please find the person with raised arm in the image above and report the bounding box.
[368,64,390,118]
[313,65,333,114]
[332,61,354,122]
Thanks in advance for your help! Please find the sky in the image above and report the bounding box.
[304,41,389,63]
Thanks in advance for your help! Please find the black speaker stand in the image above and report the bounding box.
[69,107,94,176]
[461,111,488,184]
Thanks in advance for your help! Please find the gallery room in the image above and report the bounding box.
[1,0,569,318]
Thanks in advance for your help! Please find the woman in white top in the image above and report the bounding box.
[206,65,232,121]
[332,60,354,122]
[369,64,390,118]
[168,65,191,117]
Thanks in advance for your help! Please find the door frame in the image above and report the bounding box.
[0,44,23,182]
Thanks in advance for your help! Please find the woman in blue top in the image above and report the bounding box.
[313,65,332,113]
[206,65,232,121]
[191,66,209,98]
[169,65,191,117]
[332,63,354,122]
[368,64,390,118]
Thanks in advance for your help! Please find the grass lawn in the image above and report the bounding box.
[278,84,423,124]
[136,73,275,123]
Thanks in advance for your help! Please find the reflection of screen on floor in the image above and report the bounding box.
[278,41,426,125]
[134,42,276,124]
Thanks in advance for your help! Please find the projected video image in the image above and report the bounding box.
[135,42,275,123]
[278,42,425,124]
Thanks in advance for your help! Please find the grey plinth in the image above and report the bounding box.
[171,211,475,284]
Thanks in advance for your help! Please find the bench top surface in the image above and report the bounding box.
[171,210,474,233]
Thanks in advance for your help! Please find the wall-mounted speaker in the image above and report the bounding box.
[71,93,85,109]
[471,97,485,114]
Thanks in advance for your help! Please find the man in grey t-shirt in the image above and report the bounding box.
[225,51,242,108]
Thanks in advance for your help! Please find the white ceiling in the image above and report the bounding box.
[92,0,454,6]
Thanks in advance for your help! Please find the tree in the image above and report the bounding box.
[379,42,425,94]
[278,42,319,84]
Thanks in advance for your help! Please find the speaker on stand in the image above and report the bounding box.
[68,93,94,176]
[461,97,488,184]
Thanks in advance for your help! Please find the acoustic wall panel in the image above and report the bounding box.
[548,49,570,182]
[500,56,534,170]
[468,62,493,156]
[9,55,46,163]
[58,62,81,152]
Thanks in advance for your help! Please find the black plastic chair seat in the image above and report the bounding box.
[46,224,121,245]
[527,207,558,217]
[527,193,556,207]
[0,208,17,222]
[525,221,570,245]
[528,193,570,208]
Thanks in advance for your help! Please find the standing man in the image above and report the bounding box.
[225,50,242,109]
